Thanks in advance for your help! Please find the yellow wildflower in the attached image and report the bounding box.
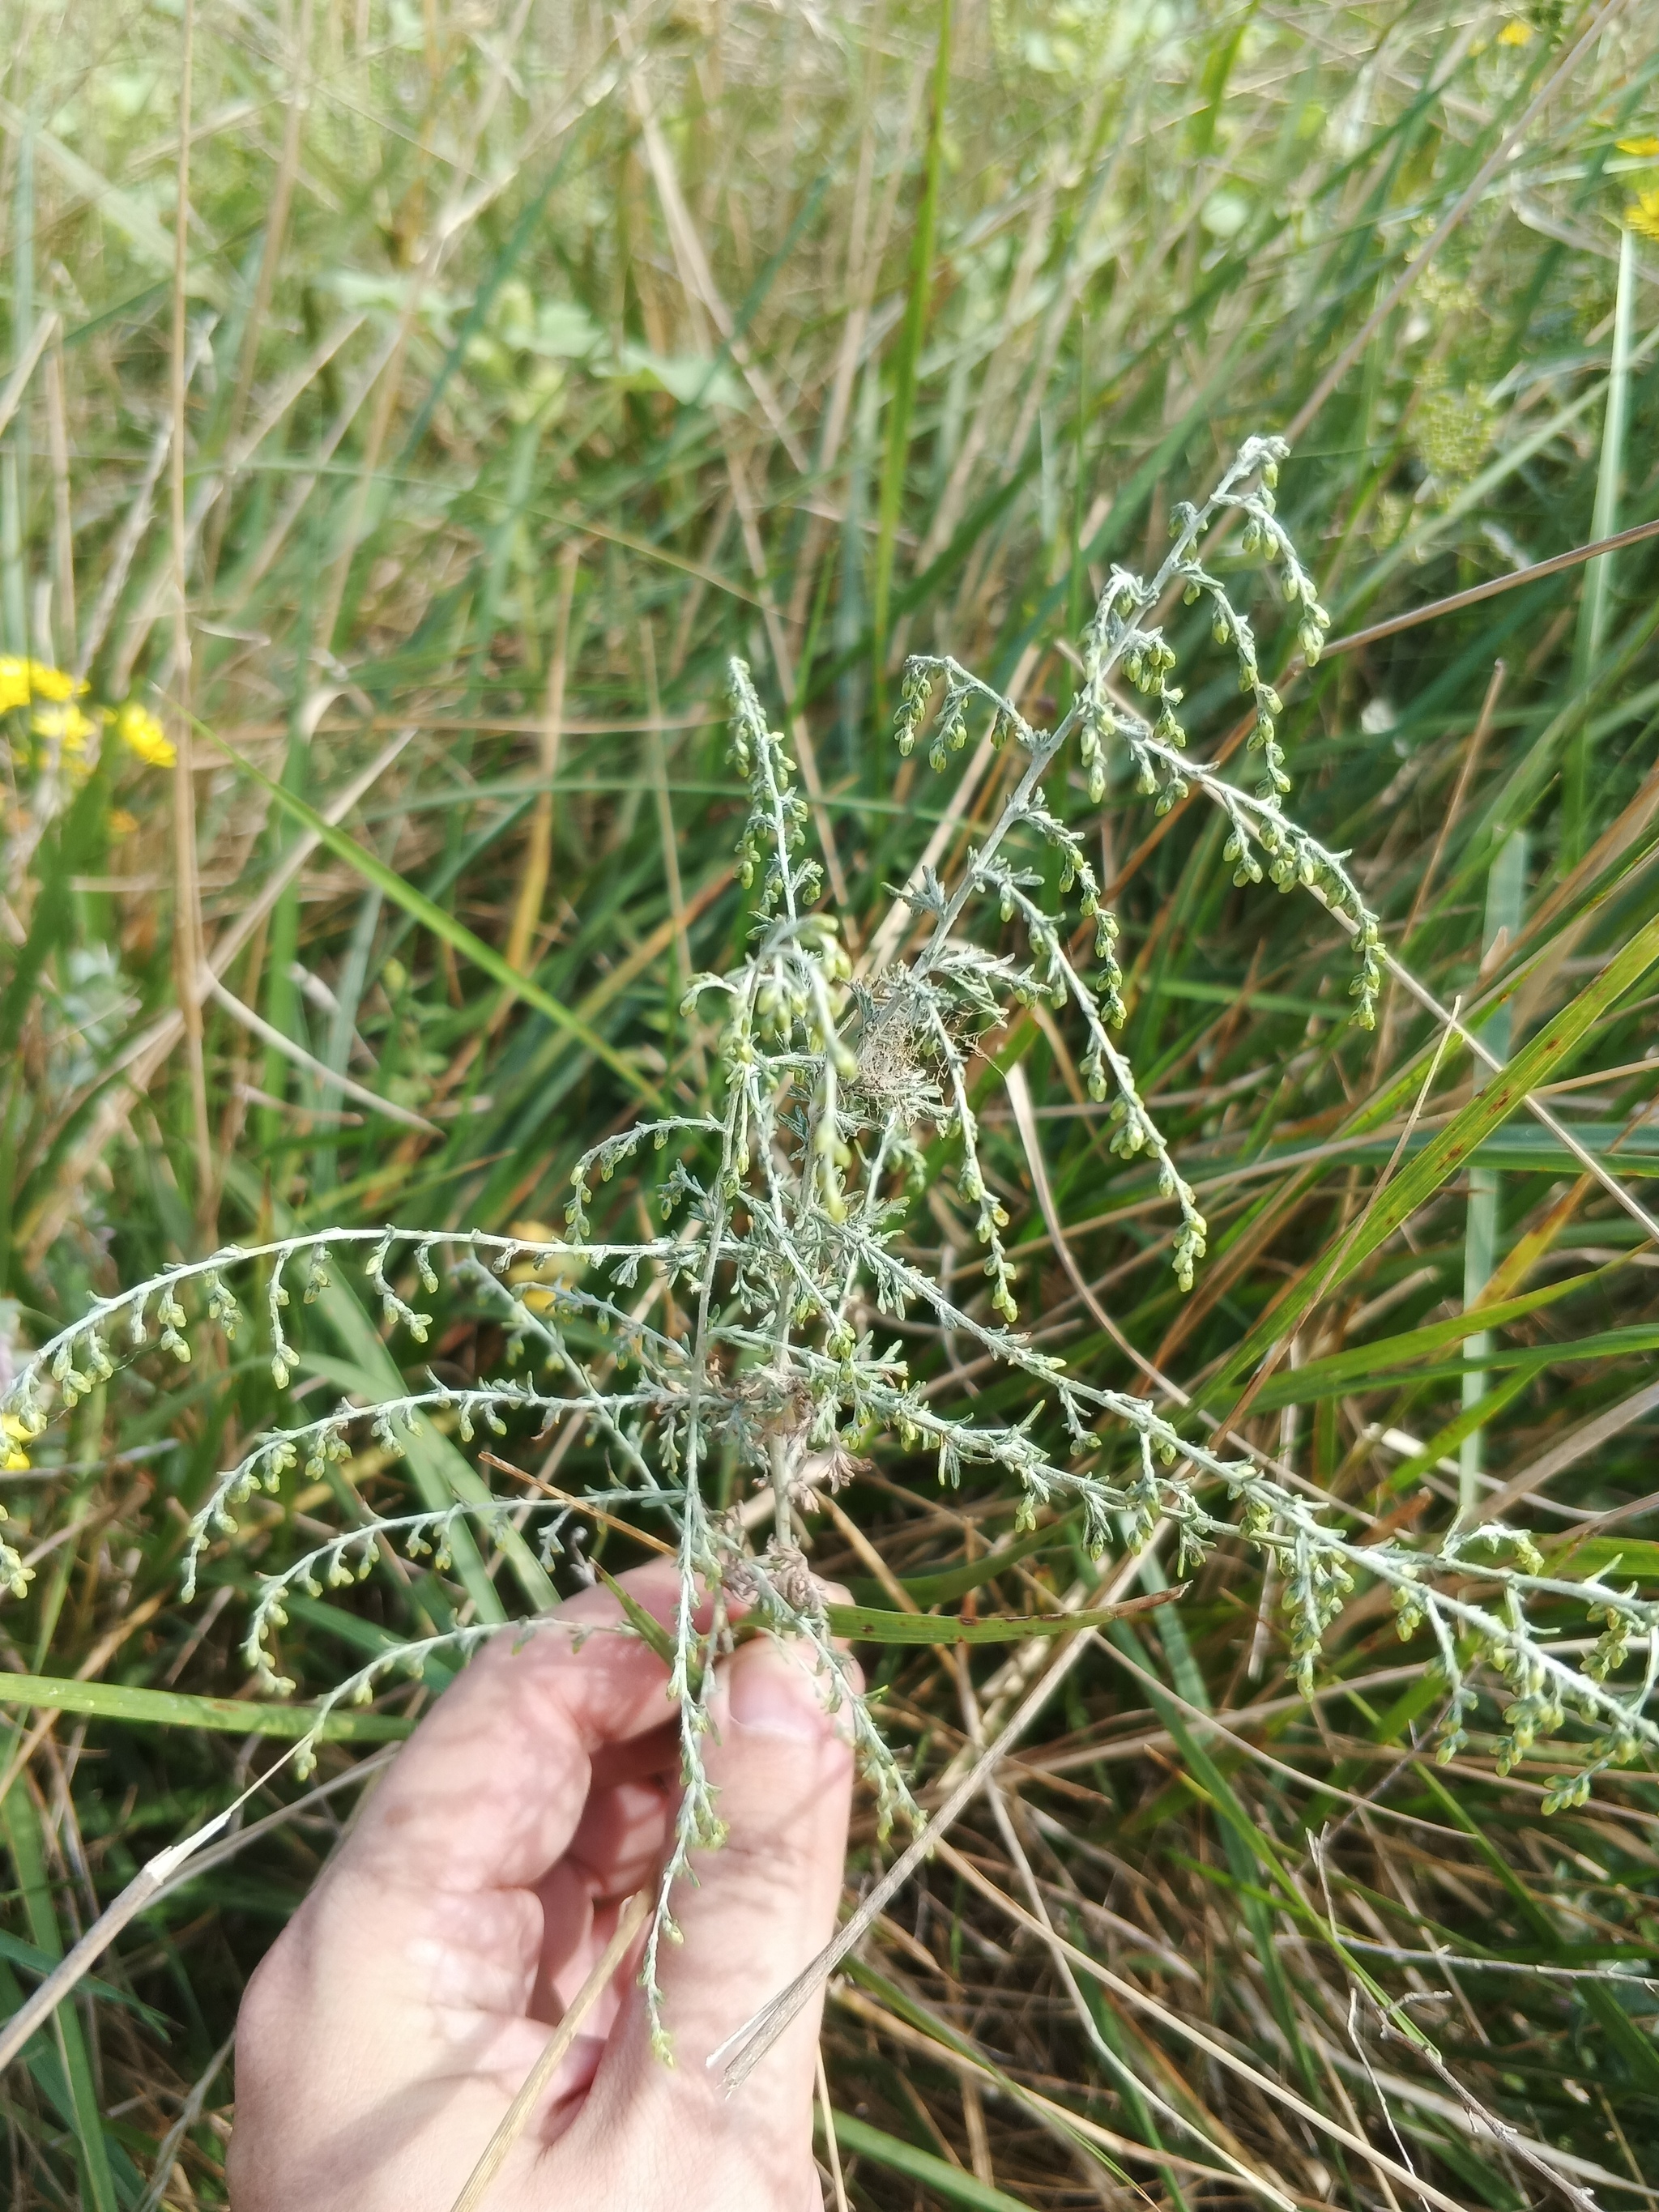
[1617,134,1659,157]
[1496,18,1533,43]
[27,661,78,702]
[108,807,139,837]
[117,700,177,769]
[1630,189,1659,244]
[31,700,96,751]
[2,1415,30,1474]
[0,655,85,713]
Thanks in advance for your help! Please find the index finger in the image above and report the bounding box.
[335,1560,693,1899]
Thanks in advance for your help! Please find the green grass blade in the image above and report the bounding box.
[1461,828,1528,1510]
[821,2108,1038,2211]
[2,1784,122,2212]
[1341,915,1659,1278]
[0,1673,410,1739]
[1413,1761,1659,2097]
[824,1598,1166,1645]
[1205,910,1659,1407]
[1563,221,1637,863]
[206,725,661,1105]
[851,1516,1067,1608]
[0,767,106,1057]
[870,0,952,708]
[1243,1271,1594,1411]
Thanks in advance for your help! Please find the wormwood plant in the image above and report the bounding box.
[4,439,1654,2051]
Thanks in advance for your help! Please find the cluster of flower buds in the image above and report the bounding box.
[204,1272,241,1338]
[1541,1771,1595,1814]
[893,658,934,756]
[928,683,971,772]
[1585,1598,1636,1682]
[1119,1431,1166,1551]
[1170,1202,1209,1295]
[1222,824,1265,888]
[268,1264,295,1388]
[1190,583,1290,803]
[1073,567,1149,802]
[1282,1521,1357,1698]
[368,1232,432,1345]
[1247,692,1290,802]
[729,659,818,918]
[1350,914,1384,1031]
[50,1330,115,1408]
[808,1057,859,1229]
[893,655,1034,775]
[1433,1677,1482,1767]
[1389,1566,1427,1643]
[954,1146,1017,1323]
[1092,906,1125,1026]
[1234,462,1333,667]
[1124,626,1189,811]
[568,1116,714,1242]
[1223,812,1381,1029]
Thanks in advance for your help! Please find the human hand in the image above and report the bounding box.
[228,1562,855,2210]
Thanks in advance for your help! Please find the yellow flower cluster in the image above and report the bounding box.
[2,1413,32,1474]
[0,654,96,754]
[1629,187,1659,245]
[114,700,176,768]
[0,656,176,773]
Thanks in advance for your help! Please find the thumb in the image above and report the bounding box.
[576,1631,854,2197]
[659,1631,855,2069]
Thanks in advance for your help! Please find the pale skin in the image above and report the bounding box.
[228,1562,856,2210]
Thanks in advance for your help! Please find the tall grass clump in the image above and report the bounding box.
[3,1,1659,2206]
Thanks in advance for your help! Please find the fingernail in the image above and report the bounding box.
[727,1634,826,1741]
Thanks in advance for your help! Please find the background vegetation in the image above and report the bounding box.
[2,0,1659,2204]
